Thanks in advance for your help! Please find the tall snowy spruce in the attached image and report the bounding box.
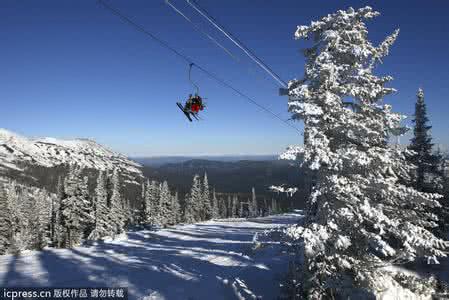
[408,88,442,193]
[211,188,219,219]
[60,165,92,247]
[158,181,172,226]
[171,191,181,225]
[109,168,124,235]
[0,184,12,254]
[89,171,109,240]
[231,195,238,218]
[249,187,258,217]
[184,174,202,223]
[201,173,211,220]
[282,7,448,298]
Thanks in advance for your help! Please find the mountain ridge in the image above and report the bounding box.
[0,128,141,173]
[0,129,143,194]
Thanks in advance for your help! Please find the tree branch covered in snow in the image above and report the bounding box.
[282,6,448,299]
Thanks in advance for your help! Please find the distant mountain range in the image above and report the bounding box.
[133,155,278,167]
[141,158,310,205]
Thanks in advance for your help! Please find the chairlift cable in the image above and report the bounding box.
[185,0,288,88]
[164,0,238,62]
[97,0,300,133]
[165,0,281,97]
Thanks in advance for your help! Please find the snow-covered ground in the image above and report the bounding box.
[0,213,302,300]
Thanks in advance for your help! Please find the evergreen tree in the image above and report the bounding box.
[282,7,447,298]
[143,179,151,224]
[48,177,61,246]
[30,190,51,250]
[184,175,201,223]
[183,192,196,224]
[147,180,161,225]
[249,187,258,217]
[218,196,227,218]
[6,181,23,251]
[408,88,443,192]
[191,175,202,221]
[80,176,95,237]
[60,165,90,247]
[227,195,232,218]
[139,180,147,225]
[231,195,238,218]
[109,168,124,235]
[201,173,211,220]
[158,181,172,227]
[122,198,132,228]
[89,171,109,239]
[238,201,245,218]
[55,176,66,247]
[0,184,12,254]
[171,191,181,225]
[211,188,219,219]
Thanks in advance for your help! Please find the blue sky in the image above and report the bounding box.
[1,0,448,156]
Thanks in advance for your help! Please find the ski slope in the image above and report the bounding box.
[0,213,302,300]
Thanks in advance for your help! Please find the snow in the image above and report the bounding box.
[0,128,142,180]
[0,213,303,300]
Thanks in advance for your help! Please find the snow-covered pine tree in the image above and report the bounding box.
[183,191,195,224]
[89,171,109,240]
[16,188,34,250]
[226,195,232,218]
[408,88,443,193]
[201,173,211,220]
[6,181,23,251]
[218,195,227,218]
[122,198,132,228]
[54,176,66,247]
[48,178,59,246]
[249,187,258,217]
[146,180,161,225]
[139,180,147,225]
[60,165,86,247]
[184,175,201,223]
[211,188,219,219]
[80,176,95,237]
[191,175,202,221]
[171,191,181,225]
[238,201,245,218]
[158,181,172,227]
[231,195,238,218]
[283,7,448,298]
[109,168,124,235]
[7,183,35,253]
[31,189,51,250]
[143,179,150,224]
[0,184,12,254]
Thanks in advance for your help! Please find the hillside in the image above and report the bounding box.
[0,129,143,197]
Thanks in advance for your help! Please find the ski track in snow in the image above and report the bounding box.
[0,213,302,300]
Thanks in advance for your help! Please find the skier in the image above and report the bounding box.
[190,94,204,113]
[177,94,204,121]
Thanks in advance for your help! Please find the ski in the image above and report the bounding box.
[177,102,193,122]
[191,113,200,121]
